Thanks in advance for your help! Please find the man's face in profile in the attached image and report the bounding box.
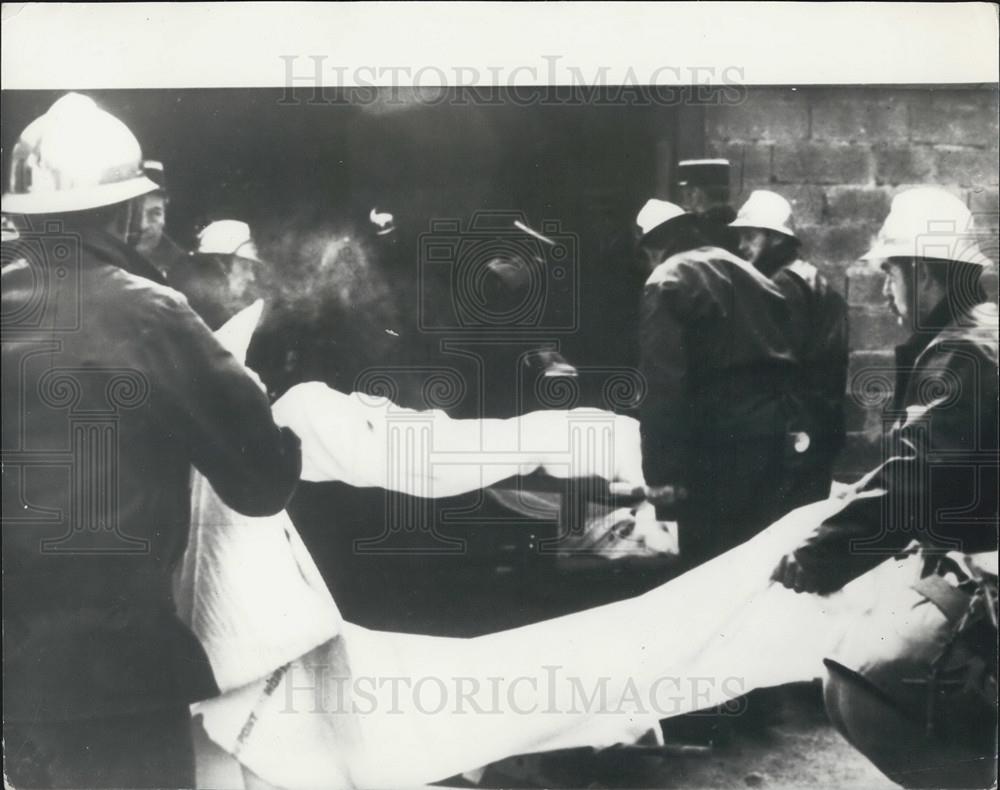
[737,228,769,266]
[226,256,261,304]
[881,259,910,323]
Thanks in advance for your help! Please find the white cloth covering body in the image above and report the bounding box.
[180,303,901,789]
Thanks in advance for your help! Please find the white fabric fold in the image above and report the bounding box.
[175,302,342,692]
[194,496,910,789]
[179,302,904,789]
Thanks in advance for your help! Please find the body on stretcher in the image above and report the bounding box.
[179,302,855,789]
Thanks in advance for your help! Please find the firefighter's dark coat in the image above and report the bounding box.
[2,229,301,720]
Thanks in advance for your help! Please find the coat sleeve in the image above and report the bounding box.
[142,290,302,516]
[780,264,849,452]
[790,340,997,592]
[638,262,714,517]
[809,288,849,452]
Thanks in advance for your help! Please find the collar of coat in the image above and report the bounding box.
[646,244,787,299]
[897,298,999,367]
[80,228,169,287]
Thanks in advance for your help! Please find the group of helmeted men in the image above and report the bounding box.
[632,160,997,787]
[632,161,849,571]
[1,94,997,789]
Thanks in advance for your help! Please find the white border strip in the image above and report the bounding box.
[2,2,998,90]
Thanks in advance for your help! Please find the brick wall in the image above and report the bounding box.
[701,86,1000,477]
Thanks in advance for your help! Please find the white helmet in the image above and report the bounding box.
[729,190,796,238]
[636,199,688,238]
[862,187,991,268]
[369,207,395,236]
[197,220,261,262]
[2,93,159,215]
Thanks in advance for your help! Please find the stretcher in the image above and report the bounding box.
[176,303,903,788]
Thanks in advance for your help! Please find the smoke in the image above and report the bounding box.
[246,214,420,399]
[255,216,398,322]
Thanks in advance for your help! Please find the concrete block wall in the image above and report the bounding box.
[703,86,1000,477]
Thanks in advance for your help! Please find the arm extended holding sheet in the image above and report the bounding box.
[272,381,646,498]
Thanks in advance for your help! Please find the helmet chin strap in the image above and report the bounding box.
[123,197,145,248]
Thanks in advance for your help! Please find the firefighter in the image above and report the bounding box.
[134,160,187,278]
[635,198,691,276]
[169,219,265,330]
[637,200,804,569]
[772,186,998,788]
[1,93,302,788]
[676,158,738,253]
[731,190,849,502]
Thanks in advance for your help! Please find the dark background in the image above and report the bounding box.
[3,88,677,389]
[3,88,685,633]
[2,88,663,260]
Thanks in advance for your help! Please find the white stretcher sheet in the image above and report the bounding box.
[191,495,906,789]
[179,302,905,788]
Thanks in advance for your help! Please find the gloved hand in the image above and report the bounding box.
[644,484,687,509]
[607,482,687,504]
[607,482,688,521]
[633,500,679,556]
[770,552,822,593]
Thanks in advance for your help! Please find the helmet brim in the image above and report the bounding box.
[1,175,159,215]
[861,239,992,268]
[232,243,263,264]
[639,212,700,247]
[728,218,797,239]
